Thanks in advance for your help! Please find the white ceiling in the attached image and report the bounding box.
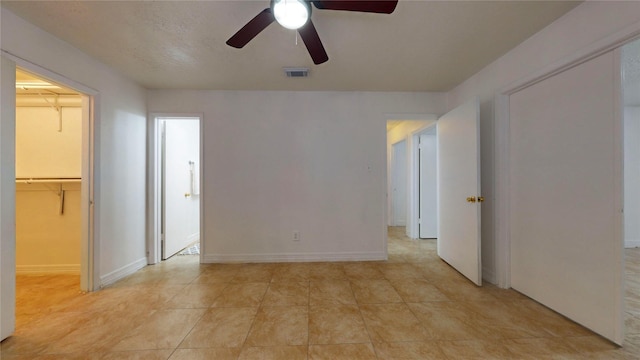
[2,0,581,92]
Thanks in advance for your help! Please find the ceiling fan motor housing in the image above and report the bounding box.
[271,0,312,30]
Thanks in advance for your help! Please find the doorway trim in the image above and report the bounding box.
[1,50,99,292]
[383,113,438,245]
[147,113,204,265]
[493,24,640,290]
[389,139,407,227]
[408,123,437,240]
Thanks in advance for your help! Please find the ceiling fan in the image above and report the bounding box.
[226,0,399,65]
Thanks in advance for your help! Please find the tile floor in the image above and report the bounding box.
[1,227,639,359]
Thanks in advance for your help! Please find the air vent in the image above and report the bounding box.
[284,67,309,78]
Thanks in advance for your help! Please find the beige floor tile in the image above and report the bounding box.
[42,309,154,354]
[1,311,88,356]
[513,300,594,337]
[456,300,550,339]
[179,307,257,348]
[351,280,403,304]
[192,265,240,283]
[434,279,499,302]
[272,263,313,282]
[309,280,356,305]
[238,345,308,360]
[308,343,377,360]
[262,282,309,306]
[408,302,485,341]
[373,341,448,360]
[112,308,206,351]
[100,349,174,360]
[309,304,370,345]
[360,303,428,342]
[231,264,276,283]
[379,263,425,280]
[563,335,620,353]
[343,263,385,280]
[437,339,514,360]
[504,338,581,359]
[389,278,449,302]
[5,232,640,360]
[1,353,103,360]
[169,348,241,360]
[245,306,308,346]
[165,283,228,308]
[307,263,348,281]
[210,282,269,308]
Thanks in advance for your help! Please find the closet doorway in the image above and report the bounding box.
[14,67,95,327]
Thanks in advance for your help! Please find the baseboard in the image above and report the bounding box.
[203,251,387,263]
[625,239,640,249]
[482,265,497,285]
[99,257,147,288]
[16,264,80,275]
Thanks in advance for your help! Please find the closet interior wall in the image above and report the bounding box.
[15,92,82,274]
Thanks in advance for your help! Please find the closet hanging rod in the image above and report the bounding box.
[16,177,81,184]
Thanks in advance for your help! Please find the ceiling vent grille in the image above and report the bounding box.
[284,67,309,78]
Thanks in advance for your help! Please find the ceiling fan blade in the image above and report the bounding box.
[298,19,329,65]
[226,8,275,48]
[312,0,398,14]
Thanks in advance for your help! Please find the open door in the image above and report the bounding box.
[509,51,623,344]
[161,118,201,260]
[437,98,482,285]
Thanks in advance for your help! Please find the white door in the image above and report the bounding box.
[437,98,482,285]
[162,119,200,260]
[392,141,407,226]
[419,132,437,238]
[509,51,623,344]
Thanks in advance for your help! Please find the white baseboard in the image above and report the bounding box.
[626,239,640,249]
[203,251,387,263]
[16,264,80,275]
[99,257,147,288]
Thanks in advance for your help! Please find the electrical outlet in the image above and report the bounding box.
[293,231,300,241]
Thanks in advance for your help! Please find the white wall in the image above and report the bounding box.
[446,1,640,284]
[1,9,148,287]
[16,183,81,273]
[148,91,447,262]
[15,103,82,273]
[16,106,82,178]
[625,106,640,248]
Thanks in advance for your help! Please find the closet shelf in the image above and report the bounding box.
[16,178,81,184]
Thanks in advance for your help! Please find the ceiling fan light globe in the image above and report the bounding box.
[272,0,310,30]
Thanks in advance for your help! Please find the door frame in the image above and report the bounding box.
[412,124,438,239]
[147,113,204,264]
[1,51,99,292]
[405,121,437,239]
[493,25,640,290]
[1,51,99,340]
[389,139,407,226]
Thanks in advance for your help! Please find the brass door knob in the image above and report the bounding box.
[466,196,476,203]
[184,193,191,198]
[478,196,485,202]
